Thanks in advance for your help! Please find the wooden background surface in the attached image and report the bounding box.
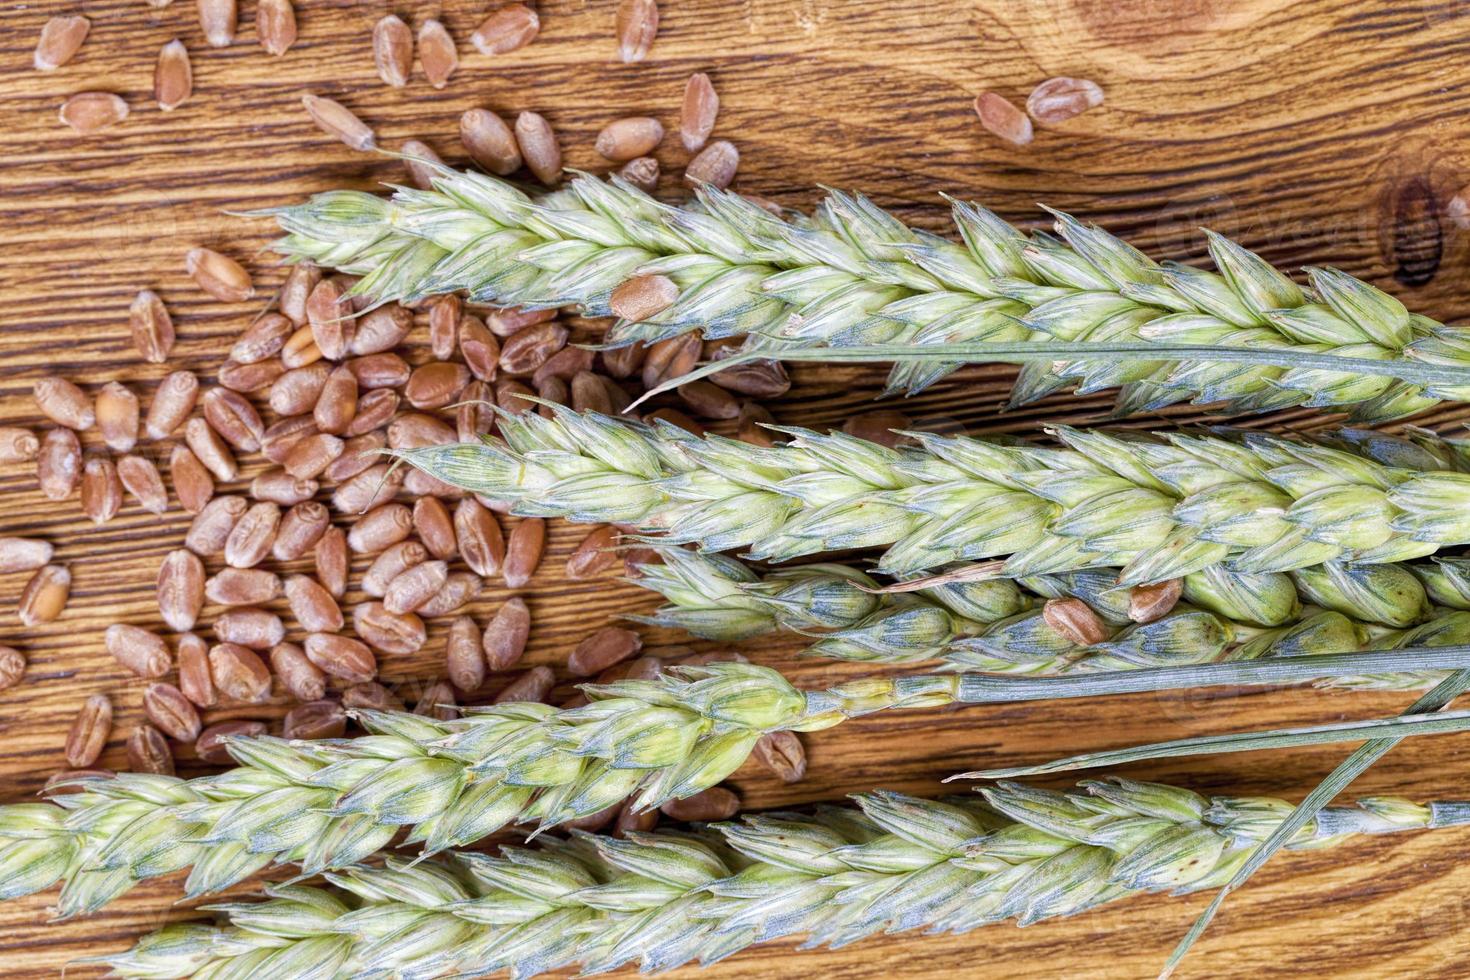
[3,0,1470,976]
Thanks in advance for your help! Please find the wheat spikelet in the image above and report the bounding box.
[630,546,1470,687]
[394,404,1470,583]
[262,167,1470,421]
[98,778,1470,978]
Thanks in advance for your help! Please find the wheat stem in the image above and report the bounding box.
[260,168,1470,421]
[960,709,1470,779]
[635,341,1470,410]
[393,404,1470,583]
[98,778,1470,978]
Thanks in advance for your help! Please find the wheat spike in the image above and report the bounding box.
[97,778,1470,978]
[636,545,1470,635]
[394,405,1470,584]
[10,645,1470,919]
[630,546,1470,686]
[261,167,1470,421]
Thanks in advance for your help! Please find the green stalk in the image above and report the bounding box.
[637,341,1470,410]
[961,709,1470,779]
[392,403,1470,582]
[99,778,1470,978]
[261,167,1470,421]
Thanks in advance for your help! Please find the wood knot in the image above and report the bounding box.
[1385,176,1442,288]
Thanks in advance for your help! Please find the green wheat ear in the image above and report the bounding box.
[7,647,1470,918]
[624,545,1470,687]
[96,777,1470,978]
[264,166,1470,420]
[390,404,1470,582]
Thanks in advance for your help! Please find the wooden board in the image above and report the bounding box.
[3,0,1470,975]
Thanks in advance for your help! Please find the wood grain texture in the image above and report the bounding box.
[3,0,1470,976]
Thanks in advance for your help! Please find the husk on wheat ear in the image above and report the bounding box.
[97,777,1470,979]
[262,164,1470,421]
[627,545,1470,687]
[390,404,1470,583]
[8,649,1470,918]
